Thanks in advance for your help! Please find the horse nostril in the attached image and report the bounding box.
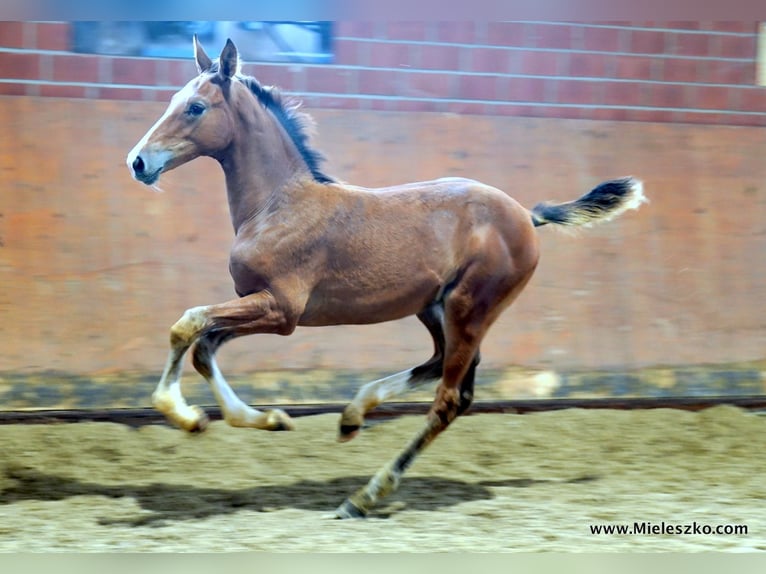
[132,156,145,174]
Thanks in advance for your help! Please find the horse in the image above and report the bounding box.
[126,36,646,518]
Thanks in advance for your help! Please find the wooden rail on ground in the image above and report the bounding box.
[1,396,765,427]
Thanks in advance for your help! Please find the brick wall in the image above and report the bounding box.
[2,97,766,406]
[1,21,764,126]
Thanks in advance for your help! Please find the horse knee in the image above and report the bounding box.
[169,306,208,347]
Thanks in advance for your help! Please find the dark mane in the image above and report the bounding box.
[233,72,335,184]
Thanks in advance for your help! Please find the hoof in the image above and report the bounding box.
[335,499,367,519]
[188,416,209,433]
[338,405,363,442]
[266,409,295,431]
[337,424,360,443]
[180,407,209,433]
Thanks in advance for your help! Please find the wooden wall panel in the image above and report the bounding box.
[0,96,764,403]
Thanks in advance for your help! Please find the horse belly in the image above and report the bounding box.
[298,270,443,326]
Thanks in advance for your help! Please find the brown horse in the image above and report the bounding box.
[127,37,646,518]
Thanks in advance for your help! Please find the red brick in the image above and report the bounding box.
[509,77,551,103]
[0,21,24,48]
[166,59,197,86]
[297,94,319,108]
[39,84,87,98]
[553,79,600,105]
[446,101,488,115]
[625,109,674,123]
[716,34,757,59]
[405,71,452,99]
[727,113,765,127]
[307,94,360,110]
[146,88,179,102]
[528,24,576,50]
[539,105,582,120]
[335,22,376,38]
[35,22,70,51]
[588,107,631,122]
[706,22,757,34]
[368,42,412,68]
[385,22,429,41]
[613,55,653,80]
[664,21,702,30]
[649,83,689,108]
[457,74,503,101]
[676,110,723,125]
[629,29,669,54]
[662,58,703,83]
[367,98,395,111]
[490,103,528,117]
[0,82,26,96]
[305,66,354,94]
[567,52,610,77]
[693,85,732,109]
[358,68,404,95]
[111,58,158,86]
[671,32,712,57]
[418,44,461,71]
[0,52,39,80]
[469,47,510,74]
[52,54,100,83]
[394,99,438,112]
[99,87,145,100]
[436,22,476,44]
[737,87,766,113]
[487,22,528,47]
[703,60,753,85]
[333,39,367,66]
[518,50,561,76]
[603,81,645,107]
[247,65,298,92]
[582,26,623,52]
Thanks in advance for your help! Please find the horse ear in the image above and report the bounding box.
[193,34,213,73]
[218,38,240,80]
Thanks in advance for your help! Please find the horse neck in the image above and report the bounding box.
[220,113,310,233]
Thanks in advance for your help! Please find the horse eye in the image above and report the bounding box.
[186,103,206,117]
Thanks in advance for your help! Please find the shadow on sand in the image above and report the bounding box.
[0,466,598,526]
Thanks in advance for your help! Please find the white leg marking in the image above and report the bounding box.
[151,305,212,431]
[206,355,267,427]
[351,369,417,413]
[196,351,293,430]
[152,348,207,431]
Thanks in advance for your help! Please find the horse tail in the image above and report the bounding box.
[530,176,646,228]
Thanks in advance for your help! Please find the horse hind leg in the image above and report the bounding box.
[336,240,536,518]
[336,290,489,518]
[338,301,445,442]
[334,351,479,519]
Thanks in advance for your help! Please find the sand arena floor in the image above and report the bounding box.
[1,406,765,552]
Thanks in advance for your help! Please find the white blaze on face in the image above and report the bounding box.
[126,84,195,182]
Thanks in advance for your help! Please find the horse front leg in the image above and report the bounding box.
[191,329,294,431]
[154,291,298,432]
[152,305,212,432]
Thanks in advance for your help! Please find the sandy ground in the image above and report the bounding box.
[1,406,765,552]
